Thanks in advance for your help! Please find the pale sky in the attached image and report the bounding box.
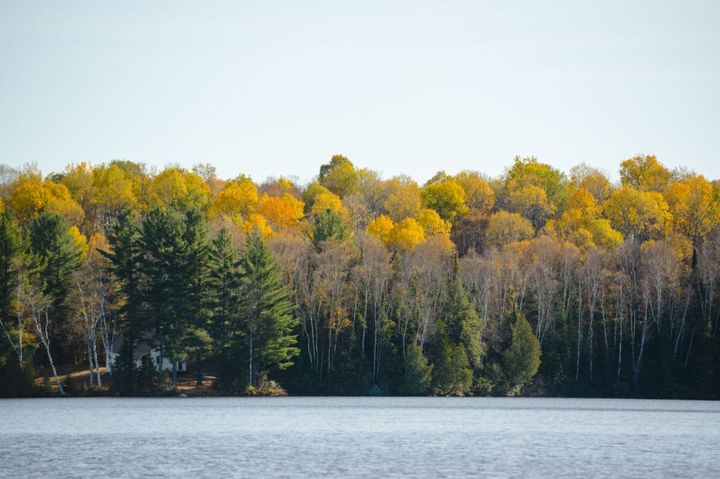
[1,0,719,183]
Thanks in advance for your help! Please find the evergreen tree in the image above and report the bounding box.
[0,213,23,328]
[398,343,433,395]
[181,209,211,384]
[141,209,190,384]
[444,256,484,369]
[102,208,144,334]
[207,228,240,389]
[111,336,138,395]
[0,213,35,396]
[432,337,472,396]
[309,210,350,250]
[502,311,542,394]
[237,233,300,387]
[28,213,82,307]
[103,208,144,393]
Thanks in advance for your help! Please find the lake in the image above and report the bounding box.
[0,397,718,478]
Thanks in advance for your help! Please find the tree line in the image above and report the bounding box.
[0,154,718,397]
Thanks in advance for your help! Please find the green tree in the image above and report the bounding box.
[432,338,472,396]
[141,209,190,384]
[502,311,541,394]
[207,228,241,389]
[309,209,350,249]
[398,343,433,395]
[181,208,211,384]
[444,258,484,369]
[28,213,82,306]
[237,233,300,387]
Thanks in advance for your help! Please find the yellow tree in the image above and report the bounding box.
[147,168,211,211]
[319,154,359,197]
[421,178,468,222]
[663,175,719,242]
[486,211,534,249]
[388,218,425,251]
[507,184,554,229]
[243,213,273,239]
[454,171,495,213]
[570,163,612,203]
[416,208,451,235]
[383,177,422,221]
[366,214,395,246]
[92,164,138,218]
[258,193,305,229]
[310,191,348,218]
[603,186,670,240]
[10,173,84,225]
[619,155,672,192]
[209,178,259,219]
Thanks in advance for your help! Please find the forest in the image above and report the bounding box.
[0,154,719,398]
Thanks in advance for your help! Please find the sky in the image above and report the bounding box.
[1,0,719,184]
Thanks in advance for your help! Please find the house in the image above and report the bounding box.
[108,331,187,373]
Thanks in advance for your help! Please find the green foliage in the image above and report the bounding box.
[432,339,473,396]
[237,233,300,386]
[398,343,433,395]
[111,336,138,395]
[444,258,484,368]
[28,212,82,303]
[502,311,541,395]
[309,209,350,249]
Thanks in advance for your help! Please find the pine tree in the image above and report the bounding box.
[141,208,190,384]
[443,256,484,369]
[207,228,240,389]
[102,208,144,393]
[102,208,144,336]
[502,311,542,394]
[432,337,472,396]
[237,233,299,387]
[28,213,82,308]
[180,208,211,384]
[309,210,350,250]
[398,343,433,395]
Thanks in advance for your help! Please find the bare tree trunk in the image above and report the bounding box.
[33,306,65,396]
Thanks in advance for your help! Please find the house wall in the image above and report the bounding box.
[108,350,187,373]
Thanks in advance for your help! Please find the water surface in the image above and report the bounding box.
[1,397,718,478]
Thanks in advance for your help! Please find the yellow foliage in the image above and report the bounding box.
[664,176,719,240]
[388,218,425,251]
[147,168,211,211]
[10,175,84,225]
[10,177,52,222]
[486,211,534,249]
[384,180,422,221]
[416,208,451,235]
[92,164,138,213]
[568,188,599,215]
[585,219,623,249]
[454,171,495,212]
[620,155,671,192]
[243,213,273,239]
[508,184,554,227]
[604,187,670,240]
[420,178,468,221]
[68,225,89,257]
[366,215,395,246]
[259,193,305,228]
[310,191,347,218]
[210,179,259,219]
